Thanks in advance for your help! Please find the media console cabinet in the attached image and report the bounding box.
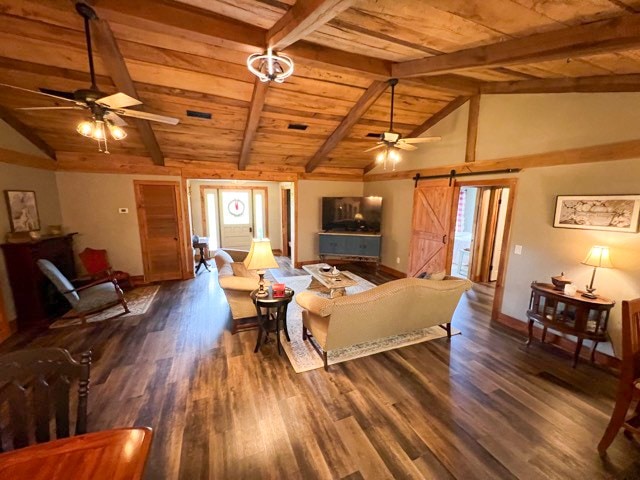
[318,232,381,265]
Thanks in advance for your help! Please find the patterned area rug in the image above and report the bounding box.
[274,272,460,373]
[49,285,160,329]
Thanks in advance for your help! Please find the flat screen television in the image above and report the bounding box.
[322,196,382,233]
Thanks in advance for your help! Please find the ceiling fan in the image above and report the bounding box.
[365,78,440,170]
[0,2,179,153]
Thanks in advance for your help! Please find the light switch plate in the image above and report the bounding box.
[514,245,523,255]
[118,208,129,214]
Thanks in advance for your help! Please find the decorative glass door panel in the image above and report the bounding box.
[219,190,253,249]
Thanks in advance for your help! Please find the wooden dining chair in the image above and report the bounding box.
[0,348,91,451]
[598,298,640,455]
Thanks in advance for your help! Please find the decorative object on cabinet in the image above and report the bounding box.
[526,282,615,367]
[598,298,640,455]
[553,195,640,233]
[1,233,77,329]
[581,245,613,299]
[0,347,91,450]
[4,190,40,232]
[243,238,279,297]
[551,272,572,291]
[78,247,133,290]
[37,259,129,325]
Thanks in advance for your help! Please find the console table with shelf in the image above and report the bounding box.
[318,232,381,265]
[526,282,615,367]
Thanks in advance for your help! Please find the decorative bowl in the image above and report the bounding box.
[321,266,332,273]
[551,273,572,291]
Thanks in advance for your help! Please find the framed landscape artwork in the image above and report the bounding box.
[553,195,640,233]
[4,190,41,232]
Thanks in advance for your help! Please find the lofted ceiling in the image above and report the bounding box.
[1,0,640,177]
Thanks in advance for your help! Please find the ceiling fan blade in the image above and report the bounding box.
[115,108,179,125]
[0,83,81,104]
[364,143,385,153]
[400,136,442,144]
[104,111,128,126]
[396,142,418,151]
[16,106,84,111]
[97,92,142,109]
[39,88,76,101]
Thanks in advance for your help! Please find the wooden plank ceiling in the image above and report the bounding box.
[0,0,640,175]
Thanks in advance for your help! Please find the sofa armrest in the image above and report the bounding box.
[295,291,333,317]
[219,276,270,292]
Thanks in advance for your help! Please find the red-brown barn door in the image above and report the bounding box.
[408,180,455,277]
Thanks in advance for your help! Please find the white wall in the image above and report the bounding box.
[297,180,363,263]
[56,172,182,276]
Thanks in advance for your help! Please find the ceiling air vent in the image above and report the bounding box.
[186,110,212,120]
[288,123,308,131]
[366,132,382,138]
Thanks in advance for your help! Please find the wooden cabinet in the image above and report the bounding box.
[318,233,381,263]
[526,282,615,367]
[1,234,77,329]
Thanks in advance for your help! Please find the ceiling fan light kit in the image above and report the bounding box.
[247,47,294,83]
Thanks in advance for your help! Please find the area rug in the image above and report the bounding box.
[275,272,460,373]
[49,285,160,329]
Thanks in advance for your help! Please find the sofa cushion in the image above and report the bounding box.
[218,264,233,278]
[231,262,259,279]
[213,249,234,270]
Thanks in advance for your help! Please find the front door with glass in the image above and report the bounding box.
[219,189,254,249]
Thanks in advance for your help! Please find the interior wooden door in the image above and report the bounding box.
[135,182,184,282]
[408,180,455,277]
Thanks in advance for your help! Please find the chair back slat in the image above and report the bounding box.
[0,348,91,451]
[622,299,640,384]
[33,376,51,443]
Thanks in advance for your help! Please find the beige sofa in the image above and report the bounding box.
[213,249,270,333]
[295,276,472,370]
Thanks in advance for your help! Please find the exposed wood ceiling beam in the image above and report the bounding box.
[93,18,165,166]
[364,96,469,173]
[268,0,354,51]
[238,79,269,170]
[94,0,391,79]
[0,105,57,160]
[305,80,389,173]
[393,14,640,78]
[406,76,480,96]
[465,95,480,163]
[481,74,640,94]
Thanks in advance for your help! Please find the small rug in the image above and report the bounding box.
[49,285,160,329]
[276,272,460,373]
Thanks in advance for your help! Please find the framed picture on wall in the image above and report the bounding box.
[4,190,41,232]
[553,194,640,233]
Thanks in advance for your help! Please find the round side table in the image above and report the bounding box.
[251,287,294,355]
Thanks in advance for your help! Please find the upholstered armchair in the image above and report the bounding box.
[37,259,129,324]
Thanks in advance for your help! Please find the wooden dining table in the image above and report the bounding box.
[0,427,153,480]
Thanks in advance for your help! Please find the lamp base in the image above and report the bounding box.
[256,271,268,297]
[581,292,598,299]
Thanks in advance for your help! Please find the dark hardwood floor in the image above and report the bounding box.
[1,260,638,479]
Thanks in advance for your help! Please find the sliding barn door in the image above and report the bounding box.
[135,182,185,282]
[408,180,455,277]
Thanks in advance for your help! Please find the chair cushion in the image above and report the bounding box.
[76,283,119,313]
[37,259,79,306]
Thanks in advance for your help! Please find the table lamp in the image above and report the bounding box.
[581,245,613,299]
[244,238,279,297]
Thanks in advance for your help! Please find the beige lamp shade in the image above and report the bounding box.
[581,246,613,269]
[244,238,279,271]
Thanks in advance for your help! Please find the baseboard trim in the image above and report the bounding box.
[378,264,406,279]
[495,313,620,370]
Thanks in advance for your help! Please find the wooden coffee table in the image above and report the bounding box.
[302,263,357,298]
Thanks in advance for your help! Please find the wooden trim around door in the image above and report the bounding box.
[134,180,187,282]
[447,178,518,322]
[281,188,289,257]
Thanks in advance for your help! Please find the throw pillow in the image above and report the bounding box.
[231,262,259,279]
[430,270,446,281]
[213,249,234,270]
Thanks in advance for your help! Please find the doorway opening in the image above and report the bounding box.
[281,186,293,258]
[187,179,295,266]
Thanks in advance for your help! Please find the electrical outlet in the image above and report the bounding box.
[118,208,129,214]
[514,245,523,255]
[396,257,401,264]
